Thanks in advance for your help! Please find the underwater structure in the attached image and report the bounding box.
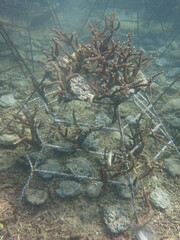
[0,1,180,239]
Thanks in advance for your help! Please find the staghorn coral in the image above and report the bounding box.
[44,13,153,115]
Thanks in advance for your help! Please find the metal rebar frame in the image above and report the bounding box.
[11,80,179,209]
[0,27,177,209]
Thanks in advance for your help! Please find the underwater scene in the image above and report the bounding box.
[0,0,180,239]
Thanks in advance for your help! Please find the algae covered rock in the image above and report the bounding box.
[56,180,82,198]
[26,188,48,205]
[86,181,103,198]
[150,187,171,210]
[0,134,19,148]
[38,159,62,179]
[0,94,17,108]
[66,157,92,177]
[103,204,130,234]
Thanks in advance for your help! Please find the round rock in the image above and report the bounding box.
[150,187,170,210]
[86,181,103,198]
[26,188,48,205]
[56,180,82,198]
[38,159,62,179]
[103,205,130,234]
[0,134,19,148]
[0,94,17,108]
[95,112,111,127]
[114,175,131,200]
[82,132,99,151]
[66,157,92,177]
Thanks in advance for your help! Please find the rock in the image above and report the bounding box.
[66,157,92,177]
[18,151,41,166]
[86,181,103,198]
[103,205,130,234]
[150,187,171,210]
[82,132,99,151]
[95,112,111,126]
[70,75,94,100]
[38,159,62,179]
[0,150,16,171]
[164,158,180,177]
[0,134,19,148]
[26,188,48,205]
[56,180,82,198]
[9,80,26,90]
[111,131,120,141]
[0,94,17,107]
[114,175,137,200]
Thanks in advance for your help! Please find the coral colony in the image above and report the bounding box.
[44,13,153,122]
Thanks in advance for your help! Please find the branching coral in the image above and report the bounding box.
[44,13,153,122]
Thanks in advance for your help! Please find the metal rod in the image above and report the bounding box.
[136,0,140,49]
[46,0,63,30]
[153,75,180,106]
[25,0,34,71]
[78,0,98,35]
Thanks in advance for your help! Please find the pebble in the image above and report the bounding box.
[150,187,171,210]
[0,94,17,107]
[56,180,82,198]
[103,204,130,234]
[26,188,48,205]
